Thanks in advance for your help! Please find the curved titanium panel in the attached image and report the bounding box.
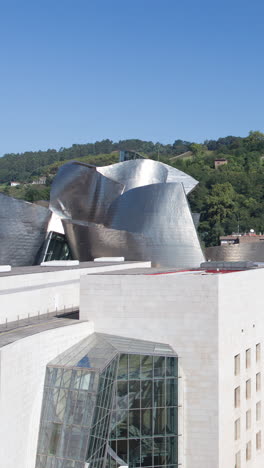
[206,243,264,262]
[98,159,168,192]
[50,159,204,268]
[99,158,198,194]
[107,183,204,267]
[0,193,51,266]
[162,161,198,194]
[50,161,124,223]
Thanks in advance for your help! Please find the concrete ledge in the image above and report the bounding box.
[0,265,11,272]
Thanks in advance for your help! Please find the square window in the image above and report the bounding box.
[246,410,251,430]
[235,418,240,440]
[246,349,251,369]
[246,379,251,399]
[256,373,261,392]
[256,401,261,421]
[235,387,240,408]
[256,431,261,450]
[246,441,252,461]
[234,354,240,376]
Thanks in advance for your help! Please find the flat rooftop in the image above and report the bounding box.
[0,312,86,348]
[91,267,247,275]
[0,261,144,278]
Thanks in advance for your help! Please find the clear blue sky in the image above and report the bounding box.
[1,0,264,156]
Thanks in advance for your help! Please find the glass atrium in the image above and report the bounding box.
[35,334,180,468]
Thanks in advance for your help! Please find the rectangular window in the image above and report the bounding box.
[235,451,241,468]
[235,418,240,440]
[256,343,261,363]
[246,441,252,461]
[246,379,251,399]
[246,410,251,430]
[246,349,251,369]
[256,431,261,450]
[235,387,240,408]
[256,401,261,421]
[256,373,261,392]
[235,354,240,376]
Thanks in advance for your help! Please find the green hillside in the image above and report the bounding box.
[1,132,264,247]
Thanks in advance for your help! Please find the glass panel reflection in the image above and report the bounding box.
[36,345,178,468]
[141,356,153,379]
[141,408,152,436]
[129,410,141,438]
[129,355,140,379]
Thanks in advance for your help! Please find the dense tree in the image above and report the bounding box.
[1,132,264,246]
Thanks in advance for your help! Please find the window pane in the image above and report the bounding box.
[153,437,166,465]
[141,356,153,379]
[256,343,261,362]
[117,381,128,409]
[154,356,165,378]
[166,379,177,406]
[129,410,141,438]
[167,436,177,464]
[67,426,82,459]
[256,431,261,450]
[117,439,128,464]
[117,354,128,380]
[246,349,251,369]
[48,423,62,455]
[73,391,86,425]
[234,418,240,440]
[154,380,165,407]
[256,372,261,391]
[72,370,82,390]
[64,391,78,425]
[80,372,92,390]
[116,411,128,439]
[129,381,140,409]
[167,407,177,435]
[246,441,251,461]
[57,425,71,457]
[166,357,178,378]
[141,408,152,436]
[129,355,140,379]
[153,408,166,436]
[256,401,261,421]
[141,380,153,408]
[234,387,240,408]
[141,438,153,467]
[129,438,140,467]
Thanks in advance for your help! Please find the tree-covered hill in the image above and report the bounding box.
[1,131,264,247]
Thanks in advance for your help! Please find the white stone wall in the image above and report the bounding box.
[80,272,219,468]
[0,321,94,468]
[218,269,264,468]
[0,261,150,324]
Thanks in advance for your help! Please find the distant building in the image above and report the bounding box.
[220,232,264,245]
[32,176,47,185]
[10,181,20,186]
[119,150,145,162]
[214,158,228,169]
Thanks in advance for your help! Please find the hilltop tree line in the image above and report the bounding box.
[1,131,264,247]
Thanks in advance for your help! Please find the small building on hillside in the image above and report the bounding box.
[31,176,47,185]
[220,232,264,245]
[214,158,228,169]
[10,181,20,186]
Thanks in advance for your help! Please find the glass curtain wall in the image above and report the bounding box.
[88,353,179,468]
[35,335,179,468]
